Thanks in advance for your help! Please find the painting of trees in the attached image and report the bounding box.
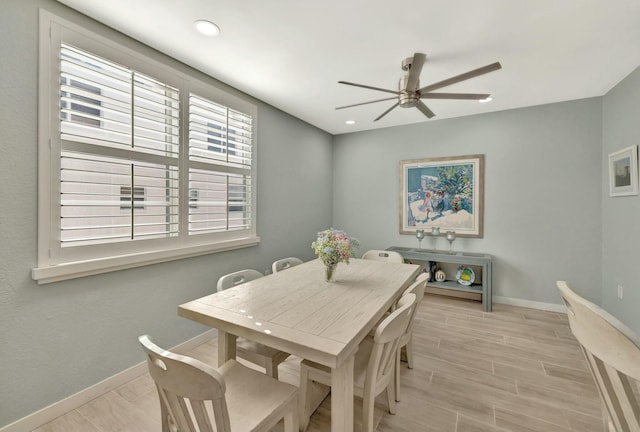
[436,164,473,200]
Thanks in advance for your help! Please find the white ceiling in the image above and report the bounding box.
[56,0,640,135]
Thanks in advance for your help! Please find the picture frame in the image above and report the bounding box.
[400,154,484,237]
[609,145,638,197]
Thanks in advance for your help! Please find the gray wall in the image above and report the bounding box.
[0,0,332,426]
[601,66,640,332]
[333,99,603,306]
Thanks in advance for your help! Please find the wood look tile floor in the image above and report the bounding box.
[33,294,605,432]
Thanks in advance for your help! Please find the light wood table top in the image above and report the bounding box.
[179,258,420,432]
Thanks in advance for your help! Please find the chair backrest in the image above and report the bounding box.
[367,293,416,393]
[557,281,640,432]
[272,257,303,273]
[139,335,231,432]
[362,250,404,263]
[400,272,427,335]
[216,269,263,291]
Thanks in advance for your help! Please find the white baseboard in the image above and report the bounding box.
[493,296,567,313]
[0,329,217,432]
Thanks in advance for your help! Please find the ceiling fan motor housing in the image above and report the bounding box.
[399,75,419,108]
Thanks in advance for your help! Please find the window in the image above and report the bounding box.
[34,12,258,283]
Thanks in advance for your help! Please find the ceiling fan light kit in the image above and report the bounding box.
[337,53,502,121]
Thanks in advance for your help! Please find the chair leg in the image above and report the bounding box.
[265,358,279,379]
[283,400,299,432]
[298,367,312,432]
[362,390,376,432]
[601,406,615,432]
[386,382,397,415]
[160,400,171,432]
[395,348,401,402]
[406,337,414,369]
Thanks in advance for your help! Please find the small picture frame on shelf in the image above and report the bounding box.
[609,145,638,197]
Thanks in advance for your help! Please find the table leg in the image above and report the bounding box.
[217,330,237,367]
[331,354,355,432]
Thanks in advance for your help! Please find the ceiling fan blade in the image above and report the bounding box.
[374,102,400,121]
[418,62,502,93]
[421,92,491,100]
[405,53,426,92]
[335,96,398,110]
[338,81,399,95]
[416,101,435,119]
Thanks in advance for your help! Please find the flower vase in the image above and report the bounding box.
[325,263,337,282]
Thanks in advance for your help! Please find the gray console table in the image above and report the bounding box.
[387,246,493,312]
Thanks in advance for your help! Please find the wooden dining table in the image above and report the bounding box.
[178,258,420,432]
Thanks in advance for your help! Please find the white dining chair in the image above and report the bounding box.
[395,272,427,401]
[557,281,640,432]
[139,335,299,432]
[217,269,291,379]
[298,293,417,432]
[362,249,405,263]
[271,257,303,273]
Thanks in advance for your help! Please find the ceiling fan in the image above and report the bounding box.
[336,53,502,121]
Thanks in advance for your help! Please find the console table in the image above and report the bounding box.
[386,246,493,312]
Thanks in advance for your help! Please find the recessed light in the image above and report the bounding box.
[345,120,356,125]
[479,96,493,103]
[193,20,221,37]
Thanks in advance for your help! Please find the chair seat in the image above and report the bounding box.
[219,359,299,432]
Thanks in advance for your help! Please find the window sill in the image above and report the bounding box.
[32,236,260,284]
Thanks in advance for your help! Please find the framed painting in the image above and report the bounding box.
[400,154,484,237]
[609,145,638,197]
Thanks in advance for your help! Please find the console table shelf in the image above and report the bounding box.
[386,246,493,312]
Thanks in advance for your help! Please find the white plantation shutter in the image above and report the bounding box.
[35,14,258,282]
[60,44,181,156]
[59,43,180,246]
[60,152,179,245]
[188,94,253,234]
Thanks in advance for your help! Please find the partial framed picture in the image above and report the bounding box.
[609,145,638,197]
[400,154,484,237]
